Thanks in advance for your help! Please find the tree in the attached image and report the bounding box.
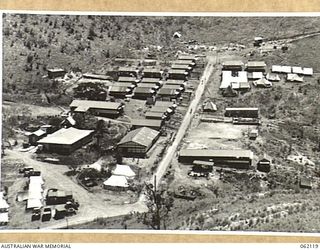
[143,177,173,230]
[88,25,96,40]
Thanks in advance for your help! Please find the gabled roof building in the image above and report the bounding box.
[70,100,124,117]
[38,127,94,154]
[117,127,160,158]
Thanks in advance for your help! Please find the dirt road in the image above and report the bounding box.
[142,56,216,196]
[5,150,147,229]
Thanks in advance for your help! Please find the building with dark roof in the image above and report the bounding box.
[222,61,244,71]
[117,76,139,83]
[225,107,259,118]
[168,69,188,80]
[118,67,138,77]
[163,79,186,86]
[156,88,179,101]
[178,149,254,169]
[117,127,160,158]
[143,68,162,78]
[109,86,130,98]
[140,78,161,84]
[70,100,124,117]
[131,119,162,130]
[257,156,271,172]
[145,111,165,120]
[246,61,267,72]
[133,87,156,99]
[47,68,66,79]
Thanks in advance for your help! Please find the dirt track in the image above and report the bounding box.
[5,150,147,229]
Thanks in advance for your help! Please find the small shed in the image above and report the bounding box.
[192,160,214,173]
[300,177,312,189]
[257,156,272,172]
[55,205,67,219]
[27,129,47,146]
[47,68,66,79]
[249,129,259,139]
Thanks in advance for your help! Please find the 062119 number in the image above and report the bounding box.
[300,244,319,249]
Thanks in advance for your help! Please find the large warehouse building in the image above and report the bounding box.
[37,127,94,154]
[178,149,254,169]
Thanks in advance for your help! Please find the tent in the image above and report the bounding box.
[266,73,280,82]
[0,212,9,224]
[103,175,129,190]
[0,192,9,212]
[253,78,273,88]
[287,74,303,82]
[203,101,217,112]
[112,164,136,179]
[88,162,102,172]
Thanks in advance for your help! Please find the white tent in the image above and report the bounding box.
[287,74,304,82]
[88,162,102,172]
[112,165,136,179]
[0,212,9,224]
[0,192,9,212]
[253,78,273,88]
[103,175,129,190]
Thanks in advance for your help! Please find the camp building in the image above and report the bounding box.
[222,61,244,71]
[246,61,267,72]
[117,127,160,158]
[168,69,188,80]
[118,67,138,77]
[178,149,254,169]
[37,127,94,154]
[47,68,66,79]
[70,100,124,117]
[131,119,162,131]
[225,107,259,118]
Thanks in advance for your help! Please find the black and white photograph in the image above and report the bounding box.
[1,13,320,232]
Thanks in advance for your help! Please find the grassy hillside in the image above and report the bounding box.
[3,14,320,105]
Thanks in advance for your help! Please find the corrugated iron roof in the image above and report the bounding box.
[118,127,159,147]
[38,127,94,145]
[70,100,122,110]
[180,149,254,159]
[131,119,162,128]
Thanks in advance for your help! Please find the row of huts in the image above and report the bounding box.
[220,60,313,92]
